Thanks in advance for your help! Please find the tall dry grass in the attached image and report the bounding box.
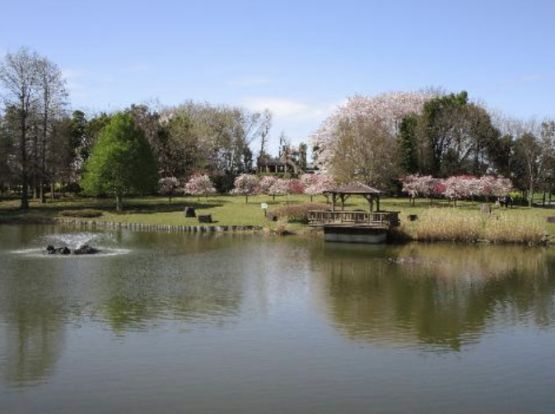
[400,208,548,245]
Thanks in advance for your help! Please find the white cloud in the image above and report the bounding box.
[242,96,338,120]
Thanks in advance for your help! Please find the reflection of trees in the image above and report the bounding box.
[97,234,246,333]
[0,261,66,387]
[311,244,555,351]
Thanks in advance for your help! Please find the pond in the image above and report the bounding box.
[1,225,555,413]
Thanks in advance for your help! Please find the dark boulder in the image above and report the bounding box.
[58,246,71,255]
[73,244,99,255]
[184,206,196,217]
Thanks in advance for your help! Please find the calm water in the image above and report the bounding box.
[1,225,555,413]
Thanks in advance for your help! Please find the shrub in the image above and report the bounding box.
[270,203,329,223]
[59,209,104,218]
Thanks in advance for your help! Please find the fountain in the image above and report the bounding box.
[45,244,99,255]
[11,232,130,258]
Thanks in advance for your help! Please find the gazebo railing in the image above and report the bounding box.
[308,210,400,227]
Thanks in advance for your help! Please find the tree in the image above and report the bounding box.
[231,174,259,203]
[302,174,334,202]
[514,133,542,207]
[268,178,290,198]
[408,92,502,176]
[35,56,68,202]
[326,116,399,188]
[0,48,41,209]
[158,176,180,203]
[184,174,216,198]
[397,114,419,173]
[81,113,158,211]
[311,92,431,175]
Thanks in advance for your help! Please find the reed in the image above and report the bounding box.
[401,208,548,245]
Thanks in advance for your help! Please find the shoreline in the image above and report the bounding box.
[0,216,550,246]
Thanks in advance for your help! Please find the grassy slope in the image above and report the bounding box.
[1,194,555,238]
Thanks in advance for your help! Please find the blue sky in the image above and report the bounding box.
[2,0,554,152]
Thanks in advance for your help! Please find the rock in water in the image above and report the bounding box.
[58,246,71,255]
[73,244,99,255]
[46,245,56,254]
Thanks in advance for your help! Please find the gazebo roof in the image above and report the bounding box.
[324,182,382,195]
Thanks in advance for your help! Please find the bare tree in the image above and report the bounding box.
[36,57,67,202]
[328,116,398,188]
[0,48,41,209]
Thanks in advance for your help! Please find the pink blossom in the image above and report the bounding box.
[184,174,216,197]
[231,174,260,202]
[268,179,291,196]
[288,179,305,194]
[302,174,335,196]
[311,92,433,173]
[257,175,277,195]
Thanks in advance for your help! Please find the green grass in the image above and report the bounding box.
[1,194,555,240]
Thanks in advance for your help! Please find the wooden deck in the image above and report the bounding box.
[308,210,400,228]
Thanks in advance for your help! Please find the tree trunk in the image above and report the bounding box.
[40,179,46,203]
[20,109,29,210]
[50,182,55,200]
[116,194,123,211]
[529,180,534,207]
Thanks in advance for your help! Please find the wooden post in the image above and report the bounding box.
[331,193,336,212]
[340,194,345,210]
[376,196,380,212]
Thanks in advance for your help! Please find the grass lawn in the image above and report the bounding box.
[1,194,555,239]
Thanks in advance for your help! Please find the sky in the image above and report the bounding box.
[1,0,554,153]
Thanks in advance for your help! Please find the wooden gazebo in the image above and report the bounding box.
[324,182,382,212]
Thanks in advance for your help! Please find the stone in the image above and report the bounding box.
[184,207,196,217]
[73,244,99,255]
[198,214,212,223]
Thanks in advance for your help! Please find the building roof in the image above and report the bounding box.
[324,182,382,195]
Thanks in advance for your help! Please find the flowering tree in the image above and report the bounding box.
[444,176,474,205]
[491,177,513,197]
[184,174,216,199]
[268,178,291,199]
[302,174,334,201]
[257,175,277,195]
[401,174,440,204]
[231,174,259,203]
[311,92,432,180]
[480,176,513,199]
[402,174,513,205]
[288,179,305,194]
[159,176,180,203]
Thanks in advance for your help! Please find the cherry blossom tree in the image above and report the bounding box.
[184,174,216,199]
[257,175,277,195]
[444,176,474,205]
[231,173,259,203]
[302,174,335,201]
[311,92,432,180]
[288,179,305,194]
[401,174,440,204]
[159,176,180,203]
[268,178,291,197]
[491,177,513,197]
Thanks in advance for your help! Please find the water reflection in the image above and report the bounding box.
[0,261,66,387]
[311,243,555,350]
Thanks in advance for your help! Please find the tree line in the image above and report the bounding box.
[0,48,273,209]
[2,48,554,210]
[312,91,555,206]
